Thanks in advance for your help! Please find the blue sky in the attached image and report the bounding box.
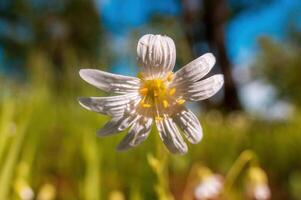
[96,0,301,69]
[95,0,180,75]
[96,0,180,35]
[225,0,301,114]
[226,0,301,66]
[1,0,300,73]
[1,0,300,114]
[95,0,301,115]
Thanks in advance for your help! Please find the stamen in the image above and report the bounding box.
[142,103,152,108]
[155,116,163,121]
[139,76,181,113]
[162,100,169,108]
[169,88,176,96]
[176,99,186,105]
[154,80,161,87]
[167,72,174,82]
[139,88,148,96]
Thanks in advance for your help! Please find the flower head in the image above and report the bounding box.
[246,167,271,200]
[78,34,224,154]
[194,174,223,200]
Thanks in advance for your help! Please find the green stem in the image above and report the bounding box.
[0,118,29,199]
[0,100,15,164]
[224,150,257,194]
[82,131,101,200]
[148,133,174,200]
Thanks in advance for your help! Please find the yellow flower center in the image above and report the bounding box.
[138,72,185,120]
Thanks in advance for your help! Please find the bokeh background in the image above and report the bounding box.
[1,0,301,199]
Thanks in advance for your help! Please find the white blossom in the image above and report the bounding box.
[247,166,271,200]
[253,184,271,200]
[78,34,224,154]
[194,174,223,200]
[19,186,34,200]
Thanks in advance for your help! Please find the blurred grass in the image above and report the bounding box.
[0,54,301,199]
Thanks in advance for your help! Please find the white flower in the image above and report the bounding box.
[247,183,271,200]
[19,186,34,200]
[78,34,224,154]
[194,174,223,200]
[253,184,271,200]
[247,166,271,200]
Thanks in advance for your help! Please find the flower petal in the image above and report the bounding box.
[171,53,216,87]
[173,107,203,144]
[117,117,153,151]
[155,117,188,154]
[79,69,140,94]
[137,34,176,79]
[78,93,140,117]
[183,74,224,101]
[97,113,139,136]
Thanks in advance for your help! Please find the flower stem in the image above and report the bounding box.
[82,130,101,200]
[224,150,257,195]
[0,117,30,199]
[148,133,174,200]
[0,99,15,163]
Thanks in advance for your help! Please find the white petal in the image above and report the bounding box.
[79,69,140,94]
[78,93,140,117]
[155,117,188,154]
[117,117,153,151]
[182,74,224,101]
[171,53,216,87]
[97,113,139,136]
[173,108,202,144]
[137,34,176,79]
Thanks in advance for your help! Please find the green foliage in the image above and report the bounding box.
[0,53,301,199]
[255,36,301,105]
[0,0,103,72]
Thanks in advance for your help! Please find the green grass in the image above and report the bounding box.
[0,62,301,200]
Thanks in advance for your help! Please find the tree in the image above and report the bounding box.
[255,35,301,106]
[0,0,103,74]
[181,0,241,111]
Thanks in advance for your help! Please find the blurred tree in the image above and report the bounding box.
[255,33,301,106]
[228,0,273,17]
[0,0,103,75]
[181,0,275,111]
[182,0,241,111]
[202,0,241,111]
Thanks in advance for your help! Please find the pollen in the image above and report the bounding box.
[169,88,176,96]
[176,99,185,105]
[167,72,174,82]
[139,72,186,114]
[139,87,148,96]
[155,116,163,121]
[163,100,169,108]
[142,103,152,108]
[140,79,167,100]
